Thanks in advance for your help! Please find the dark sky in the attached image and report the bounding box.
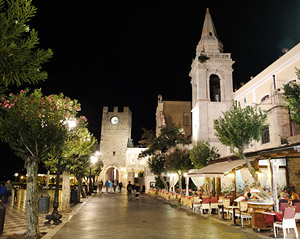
[2,1,300,177]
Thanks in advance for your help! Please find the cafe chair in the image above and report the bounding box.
[240,201,252,227]
[210,197,219,213]
[192,196,201,213]
[219,198,231,219]
[273,207,299,239]
[279,202,289,213]
[200,197,211,215]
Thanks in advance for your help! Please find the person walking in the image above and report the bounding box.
[98,180,103,194]
[113,180,118,192]
[105,180,109,193]
[109,180,113,193]
[127,181,133,201]
[0,183,6,202]
[119,181,123,192]
[4,180,13,203]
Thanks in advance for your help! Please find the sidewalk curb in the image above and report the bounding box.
[42,195,94,239]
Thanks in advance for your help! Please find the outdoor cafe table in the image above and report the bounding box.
[228,206,239,226]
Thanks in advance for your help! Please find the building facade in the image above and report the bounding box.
[98,106,152,189]
[155,94,192,138]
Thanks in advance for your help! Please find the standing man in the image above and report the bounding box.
[127,181,133,201]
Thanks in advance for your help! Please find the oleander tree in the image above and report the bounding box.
[0,0,53,95]
[0,89,80,239]
[165,146,192,193]
[213,102,268,188]
[139,124,189,191]
[61,127,98,209]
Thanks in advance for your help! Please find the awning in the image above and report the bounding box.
[187,158,256,178]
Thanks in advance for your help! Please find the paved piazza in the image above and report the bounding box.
[50,192,262,239]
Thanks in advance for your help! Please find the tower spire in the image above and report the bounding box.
[197,8,223,54]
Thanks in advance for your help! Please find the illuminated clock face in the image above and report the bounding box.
[111,116,119,125]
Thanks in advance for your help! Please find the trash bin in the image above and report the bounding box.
[38,195,50,214]
[0,203,6,235]
[70,188,77,204]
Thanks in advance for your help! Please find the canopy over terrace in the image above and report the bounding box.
[185,158,257,198]
[188,158,256,178]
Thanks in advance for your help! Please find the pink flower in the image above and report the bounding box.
[81,116,88,122]
[20,90,24,93]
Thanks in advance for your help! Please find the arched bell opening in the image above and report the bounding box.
[209,74,221,102]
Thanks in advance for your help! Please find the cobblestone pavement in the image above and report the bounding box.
[1,189,300,239]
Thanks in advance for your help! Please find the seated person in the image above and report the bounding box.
[291,189,300,203]
[279,188,289,200]
[244,187,252,200]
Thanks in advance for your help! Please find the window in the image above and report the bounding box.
[209,74,221,102]
[183,113,190,126]
[261,127,270,144]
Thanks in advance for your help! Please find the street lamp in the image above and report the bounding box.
[87,155,98,196]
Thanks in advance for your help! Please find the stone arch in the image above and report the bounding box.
[104,166,120,182]
[209,74,221,102]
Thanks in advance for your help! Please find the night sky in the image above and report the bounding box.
[1,1,300,177]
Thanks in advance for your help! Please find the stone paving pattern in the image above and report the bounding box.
[1,189,300,238]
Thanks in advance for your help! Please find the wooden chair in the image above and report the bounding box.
[274,207,299,239]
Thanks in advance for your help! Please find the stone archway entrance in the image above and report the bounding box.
[105,167,120,182]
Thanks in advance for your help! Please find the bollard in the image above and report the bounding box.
[0,203,6,235]
[38,195,50,214]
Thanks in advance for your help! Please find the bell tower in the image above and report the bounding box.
[190,8,234,156]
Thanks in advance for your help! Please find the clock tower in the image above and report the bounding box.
[99,106,132,183]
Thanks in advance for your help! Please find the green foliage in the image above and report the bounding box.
[165,147,192,174]
[198,54,210,63]
[213,102,268,154]
[140,124,189,175]
[213,102,267,188]
[0,0,53,94]
[148,154,166,175]
[140,124,188,157]
[283,68,300,124]
[0,88,80,163]
[190,141,220,169]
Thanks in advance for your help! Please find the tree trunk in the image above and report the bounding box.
[240,150,260,188]
[62,170,71,212]
[159,174,168,191]
[77,175,85,201]
[178,173,183,194]
[46,170,50,187]
[25,157,41,239]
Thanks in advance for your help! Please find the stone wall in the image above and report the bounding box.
[287,157,300,194]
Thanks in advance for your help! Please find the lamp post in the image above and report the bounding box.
[46,118,77,225]
[88,155,98,196]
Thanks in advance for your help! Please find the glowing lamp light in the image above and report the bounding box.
[90,156,98,164]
